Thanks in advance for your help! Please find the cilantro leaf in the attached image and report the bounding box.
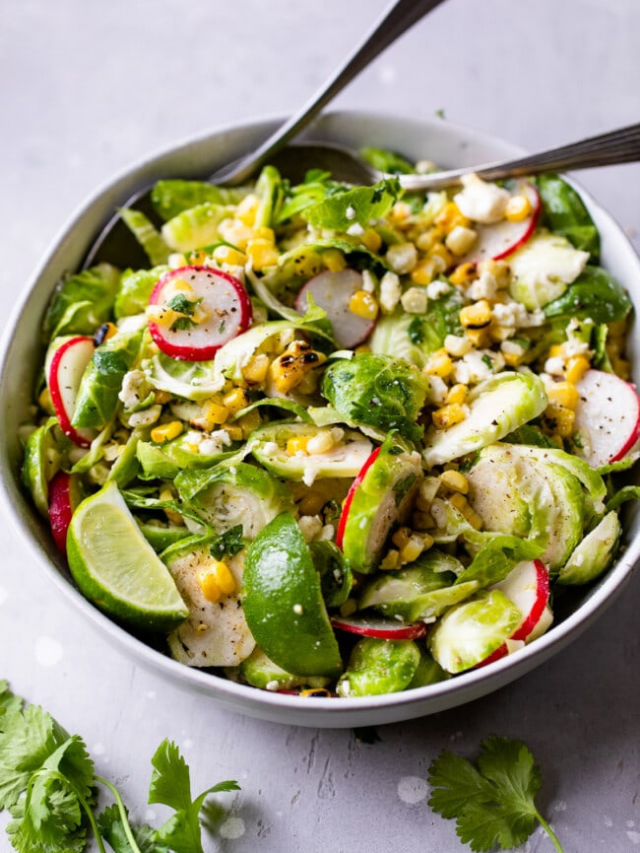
[149,739,240,853]
[428,736,565,853]
[210,525,245,560]
[303,177,401,230]
[0,680,22,730]
[98,804,166,853]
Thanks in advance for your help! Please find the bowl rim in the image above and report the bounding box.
[1,108,639,726]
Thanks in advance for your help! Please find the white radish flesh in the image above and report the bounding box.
[331,615,428,640]
[295,268,375,348]
[573,369,640,467]
[48,336,97,447]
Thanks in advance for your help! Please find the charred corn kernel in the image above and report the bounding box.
[154,390,171,405]
[505,194,532,222]
[548,381,579,410]
[270,341,326,394]
[300,687,332,698]
[246,238,279,271]
[287,436,310,455]
[446,384,468,406]
[412,511,435,530]
[218,218,254,249]
[445,226,477,256]
[222,388,249,415]
[449,262,477,285]
[432,403,466,429]
[466,327,492,348]
[235,193,260,225]
[425,348,454,378]
[196,400,229,430]
[349,289,379,320]
[299,491,326,516]
[391,201,413,222]
[435,201,471,233]
[150,421,183,443]
[241,353,271,384]
[391,526,412,550]
[440,469,469,494]
[411,259,436,285]
[340,598,358,617]
[222,424,244,441]
[92,321,118,346]
[400,535,425,564]
[322,249,347,272]
[361,227,382,252]
[380,549,400,570]
[545,404,575,438]
[212,245,247,266]
[306,430,336,455]
[565,355,590,383]
[460,300,492,329]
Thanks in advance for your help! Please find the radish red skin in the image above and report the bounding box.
[148,266,253,361]
[331,616,428,640]
[573,369,640,466]
[48,472,74,555]
[336,446,381,549]
[48,336,96,448]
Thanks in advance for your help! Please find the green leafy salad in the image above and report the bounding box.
[21,146,640,698]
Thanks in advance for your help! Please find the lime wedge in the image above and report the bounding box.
[243,513,342,678]
[67,480,188,632]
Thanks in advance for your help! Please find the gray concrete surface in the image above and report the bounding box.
[0,0,639,850]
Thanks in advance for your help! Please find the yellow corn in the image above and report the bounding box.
[218,218,254,249]
[400,535,425,564]
[432,403,466,429]
[246,238,279,271]
[429,241,455,268]
[466,328,492,348]
[416,228,443,252]
[440,469,469,494]
[160,485,184,525]
[505,194,532,222]
[154,390,171,405]
[391,526,412,550]
[448,492,468,512]
[322,249,347,272]
[449,262,477,285]
[412,511,435,530]
[222,388,249,415]
[196,400,229,430]
[435,201,471,233]
[410,259,436,285]
[163,278,194,298]
[547,381,579,410]
[235,193,260,226]
[502,349,525,368]
[150,421,183,443]
[236,409,262,439]
[197,559,236,602]
[391,201,413,222]
[545,404,575,438]
[349,290,379,320]
[380,549,401,570]
[222,424,244,441]
[548,343,565,358]
[189,250,208,266]
[425,348,454,378]
[145,304,182,327]
[361,228,382,252]
[269,341,326,394]
[460,300,492,329]
[212,245,247,266]
[287,436,310,455]
[463,505,484,530]
[565,356,590,384]
[38,387,54,413]
[306,430,336,455]
[241,353,271,385]
[446,384,468,406]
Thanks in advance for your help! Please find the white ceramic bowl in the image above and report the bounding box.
[1,111,638,728]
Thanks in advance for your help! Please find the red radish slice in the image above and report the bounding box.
[48,472,81,555]
[331,615,428,640]
[295,268,375,348]
[48,336,97,447]
[573,369,640,467]
[477,559,551,667]
[148,266,252,361]
[458,181,540,265]
[336,446,380,549]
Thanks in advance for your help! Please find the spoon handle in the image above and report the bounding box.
[399,122,640,190]
[210,0,448,185]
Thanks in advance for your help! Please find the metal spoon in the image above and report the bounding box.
[84,0,447,268]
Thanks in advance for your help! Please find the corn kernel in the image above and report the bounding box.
[440,470,469,494]
[391,201,413,222]
[445,226,477,256]
[545,404,575,438]
[448,491,468,512]
[502,350,524,368]
[354,344,371,355]
[241,353,271,384]
[212,245,247,266]
[38,387,54,413]
[361,228,382,252]
[416,229,442,252]
[287,436,310,455]
[547,381,579,410]
[435,201,471,233]
[411,259,436,285]
[246,238,279,271]
[235,409,261,439]
[463,506,484,530]
[466,327,492,348]
[306,430,336,455]
[425,349,454,379]
[222,388,249,415]
[505,194,532,222]
[322,249,347,272]
[460,300,492,329]
[193,400,229,431]
[145,304,182,327]
[222,425,244,441]
[218,218,254,249]
[150,421,183,443]
[235,193,260,226]
[565,356,590,384]
[154,390,171,405]
[197,559,235,602]
[189,249,208,266]
[412,512,435,530]
[380,549,400,570]
[449,262,477,285]
[432,403,466,429]
[400,535,425,564]
[446,384,468,406]
[349,290,379,320]
[548,344,564,358]
[391,526,412,550]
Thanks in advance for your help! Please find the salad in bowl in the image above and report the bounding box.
[16,124,640,708]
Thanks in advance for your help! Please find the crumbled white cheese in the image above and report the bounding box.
[361,269,377,293]
[128,405,162,427]
[468,270,498,302]
[199,430,232,456]
[346,205,357,221]
[454,350,505,385]
[426,279,451,300]
[118,370,149,409]
[426,374,449,406]
[319,524,335,541]
[346,222,365,236]
[262,441,280,455]
[544,356,566,376]
[379,271,402,314]
[454,173,510,224]
[298,514,323,542]
[444,333,472,358]
[400,287,428,314]
[302,466,318,487]
[385,242,418,275]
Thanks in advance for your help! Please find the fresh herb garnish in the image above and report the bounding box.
[210,524,246,560]
[428,735,565,852]
[166,294,203,332]
[0,681,239,853]
[481,354,494,370]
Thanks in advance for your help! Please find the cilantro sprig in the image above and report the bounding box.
[0,681,239,853]
[428,735,565,852]
[165,293,203,332]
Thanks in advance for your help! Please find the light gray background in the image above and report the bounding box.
[1,0,639,850]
